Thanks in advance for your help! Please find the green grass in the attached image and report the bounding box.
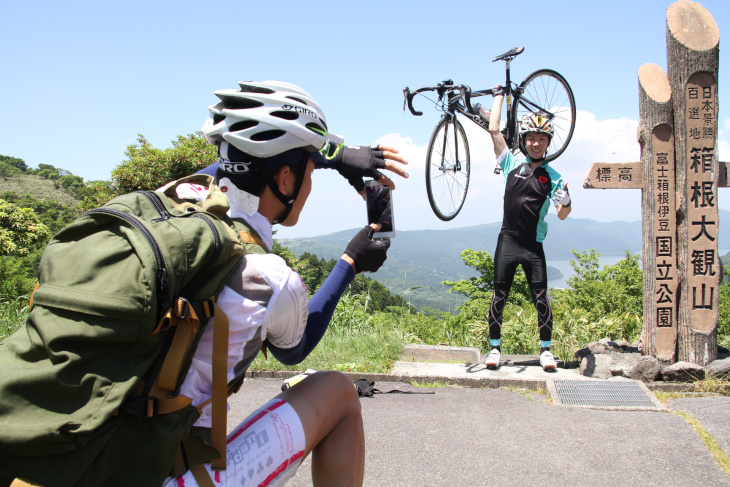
[654,382,730,475]
[251,307,406,374]
[0,297,28,340]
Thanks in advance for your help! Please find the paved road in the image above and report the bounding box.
[228,376,730,487]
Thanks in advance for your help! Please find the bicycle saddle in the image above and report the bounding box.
[493,46,524,62]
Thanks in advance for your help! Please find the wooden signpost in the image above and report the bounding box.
[583,0,721,365]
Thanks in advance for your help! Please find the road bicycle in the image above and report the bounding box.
[403,46,576,221]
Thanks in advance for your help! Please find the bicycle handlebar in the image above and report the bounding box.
[402,86,428,116]
[403,82,492,117]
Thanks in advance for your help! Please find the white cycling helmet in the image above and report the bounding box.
[518,113,555,141]
[201,80,342,160]
[518,114,555,159]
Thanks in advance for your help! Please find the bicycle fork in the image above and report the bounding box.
[439,114,461,174]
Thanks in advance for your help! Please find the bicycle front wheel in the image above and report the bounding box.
[512,69,576,162]
[425,117,470,221]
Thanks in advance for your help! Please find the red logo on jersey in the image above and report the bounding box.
[539,175,548,184]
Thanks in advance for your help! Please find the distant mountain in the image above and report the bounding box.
[278,211,730,312]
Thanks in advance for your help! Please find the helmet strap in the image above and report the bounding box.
[521,134,550,163]
[260,151,310,224]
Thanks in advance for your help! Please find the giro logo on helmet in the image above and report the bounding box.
[219,161,252,174]
[281,105,318,119]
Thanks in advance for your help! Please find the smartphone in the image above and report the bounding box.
[365,180,395,238]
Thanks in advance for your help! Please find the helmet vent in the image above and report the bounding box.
[213,114,225,125]
[218,93,264,110]
[229,120,259,132]
[305,122,326,135]
[286,96,309,106]
[238,83,275,94]
[271,110,299,121]
[251,130,286,141]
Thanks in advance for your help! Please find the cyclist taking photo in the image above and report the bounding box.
[484,85,572,373]
[0,80,406,487]
[164,80,401,486]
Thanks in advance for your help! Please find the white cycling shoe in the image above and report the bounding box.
[485,348,501,370]
[540,350,557,372]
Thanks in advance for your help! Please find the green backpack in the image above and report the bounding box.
[0,175,268,487]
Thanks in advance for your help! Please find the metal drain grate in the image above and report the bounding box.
[553,380,657,408]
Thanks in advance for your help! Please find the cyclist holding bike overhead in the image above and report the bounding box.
[484,86,572,372]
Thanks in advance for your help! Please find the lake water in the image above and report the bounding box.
[547,255,625,289]
[548,248,730,290]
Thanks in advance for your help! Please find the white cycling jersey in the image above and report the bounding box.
[172,183,309,428]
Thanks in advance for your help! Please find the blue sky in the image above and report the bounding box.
[2,0,728,239]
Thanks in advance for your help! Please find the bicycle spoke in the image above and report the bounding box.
[425,117,470,220]
[513,69,576,162]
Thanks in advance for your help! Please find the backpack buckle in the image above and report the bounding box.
[118,396,159,418]
[175,297,191,319]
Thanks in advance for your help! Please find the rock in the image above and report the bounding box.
[598,337,625,352]
[609,352,641,377]
[575,341,610,360]
[629,355,662,382]
[707,357,730,378]
[661,361,705,382]
[718,345,730,360]
[580,354,613,379]
[614,339,629,349]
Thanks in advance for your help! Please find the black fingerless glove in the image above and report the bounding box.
[344,226,390,273]
[335,145,386,192]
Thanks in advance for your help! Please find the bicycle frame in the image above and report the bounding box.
[404,49,526,156]
[404,46,576,221]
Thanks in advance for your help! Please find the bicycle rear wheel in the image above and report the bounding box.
[512,69,576,162]
[425,116,470,221]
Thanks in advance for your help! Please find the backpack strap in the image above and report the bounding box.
[190,464,216,487]
[10,479,44,487]
[209,302,229,470]
[114,297,215,418]
[238,230,269,253]
[28,281,40,309]
[154,297,210,392]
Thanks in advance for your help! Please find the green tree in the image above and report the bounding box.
[556,249,643,320]
[0,192,78,235]
[719,265,730,349]
[77,180,118,212]
[0,162,24,177]
[294,252,334,294]
[113,133,217,192]
[57,174,86,199]
[442,248,531,307]
[0,155,28,172]
[0,199,50,256]
[32,164,62,180]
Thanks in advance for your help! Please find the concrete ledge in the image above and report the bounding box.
[399,344,480,363]
[244,369,700,395]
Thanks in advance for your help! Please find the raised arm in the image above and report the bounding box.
[489,86,508,158]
